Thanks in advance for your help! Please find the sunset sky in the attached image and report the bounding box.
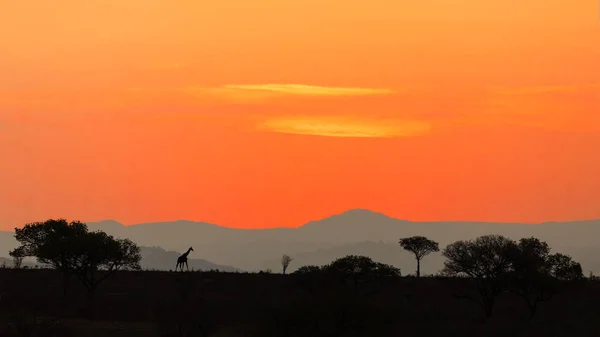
[1,0,599,230]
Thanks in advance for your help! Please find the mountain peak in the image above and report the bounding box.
[92,220,124,226]
[339,208,385,216]
[299,208,402,230]
[335,208,401,221]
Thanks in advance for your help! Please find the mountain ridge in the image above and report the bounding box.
[71,208,600,229]
[1,209,599,274]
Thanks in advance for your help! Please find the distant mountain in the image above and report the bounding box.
[1,209,599,274]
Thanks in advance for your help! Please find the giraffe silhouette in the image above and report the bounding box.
[176,247,194,271]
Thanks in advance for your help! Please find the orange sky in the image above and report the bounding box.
[1,0,599,229]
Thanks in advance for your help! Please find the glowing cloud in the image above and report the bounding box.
[184,84,395,102]
[257,116,431,138]
[220,84,394,96]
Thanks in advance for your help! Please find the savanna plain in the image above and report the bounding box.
[1,243,599,337]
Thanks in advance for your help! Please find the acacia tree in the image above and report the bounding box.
[442,234,517,319]
[281,254,293,275]
[399,236,439,277]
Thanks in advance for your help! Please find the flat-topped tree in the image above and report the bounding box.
[399,236,440,277]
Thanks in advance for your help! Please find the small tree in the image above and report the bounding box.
[281,254,293,275]
[399,236,439,277]
[8,246,25,269]
[442,234,517,319]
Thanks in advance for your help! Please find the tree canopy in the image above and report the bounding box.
[546,253,583,281]
[442,234,516,280]
[441,234,584,319]
[325,255,401,278]
[11,219,89,271]
[11,219,142,297]
[399,236,439,277]
[293,255,401,279]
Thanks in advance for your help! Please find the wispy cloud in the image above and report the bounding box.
[218,84,394,96]
[182,84,395,102]
[257,116,431,138]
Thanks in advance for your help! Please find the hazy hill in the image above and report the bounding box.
[140,246,239,272]
[1,209,599,274]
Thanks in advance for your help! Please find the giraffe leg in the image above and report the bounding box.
[186,261,189,271]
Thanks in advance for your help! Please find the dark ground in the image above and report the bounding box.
[0,269,599,336]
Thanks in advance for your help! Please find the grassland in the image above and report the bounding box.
[0,269,598,336]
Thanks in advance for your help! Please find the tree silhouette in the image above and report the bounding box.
[325,255,401,278]
[546,253,583,281]
[281,254,293,275]
[293,265,323,274]
[12,219,141,318]
[8,246,25,269]
[12,219,89,269]
[506,237,556,319]
[399,236,439,277]
[69,230,141,305]
[12,219,89,298]
[504,237,583,319]
[442,234,517,319]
